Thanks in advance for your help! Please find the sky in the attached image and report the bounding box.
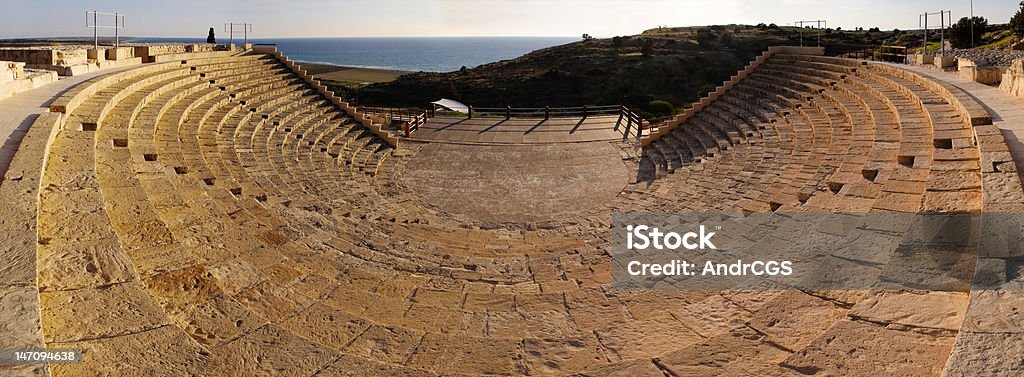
[0,0,1020,39]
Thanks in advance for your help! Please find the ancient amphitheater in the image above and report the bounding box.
[1,42,1024,377]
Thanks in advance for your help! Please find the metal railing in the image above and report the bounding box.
[616,105,647,140]
[467,104,621,120]
[359,103,656,141]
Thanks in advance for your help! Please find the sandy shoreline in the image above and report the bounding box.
[296,62,407,85]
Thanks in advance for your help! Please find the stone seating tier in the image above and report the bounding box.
[1,49,1020,376]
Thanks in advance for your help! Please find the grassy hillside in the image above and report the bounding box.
[340,24,1010,117]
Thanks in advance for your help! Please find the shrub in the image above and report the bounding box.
[1012,1,1024,37]
[582,33,594,41]
[647,100,675,116]
[207,27,216,44]
[949,16,988,48]
[696,29,718,47]
[720,32,734,47]
[756,23,768,29]
[612,36,624,46]
[641,39,654,56]
[767,23,778,29]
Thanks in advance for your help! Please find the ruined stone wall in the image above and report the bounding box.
[0,63,57,101]
[0,48,88,66]
[0,61,24,84]
[999,59,1024,98]
[957,58,1005,85]
[132,44,219,58]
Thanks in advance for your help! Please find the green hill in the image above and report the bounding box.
[339,24,1010,117]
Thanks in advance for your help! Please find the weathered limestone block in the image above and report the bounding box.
[36,237,138,291]
[593,313,703,359]
[0,48,83,65]
[86,48,105,62]
[53,49,88,66]
[657,327,792,376]
[782,319,954,375]
[278,303,368,350]
[936,55,956,68]
[942,332,1024,376]
[207,324,338,375]
[39,282,170,343]
[48,325,209,376]
[184,44,217,53]
[1000,59,1024,98]
[959,58,1006,85]
[0,287,45,349]
[914,54,935,66]
[0,61,24,83]
[104,47,134,60]
[405,333,519,375]
[850,291,968,330]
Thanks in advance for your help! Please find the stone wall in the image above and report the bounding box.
[0,66,58,101]
[0,48,88,66]
[912,54,934,66]
[133,44,220,58]
[999,59,1024,98]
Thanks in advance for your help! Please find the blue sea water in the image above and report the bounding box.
[130,37,577,72]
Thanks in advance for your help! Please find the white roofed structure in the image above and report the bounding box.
[431,98,470,113]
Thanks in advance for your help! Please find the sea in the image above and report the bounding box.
[129,37,578,73]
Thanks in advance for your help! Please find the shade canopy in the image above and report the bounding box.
[430,98,470,113]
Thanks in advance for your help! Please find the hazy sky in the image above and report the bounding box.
[0,0,1019,38]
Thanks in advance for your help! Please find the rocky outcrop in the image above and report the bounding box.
[1000,59,1024,98]
[945,49,1024,67]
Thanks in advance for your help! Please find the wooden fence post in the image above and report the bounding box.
[506,106,511,120]
[544,106,550,120]
[468,106,473,119]
[582,105,588,120]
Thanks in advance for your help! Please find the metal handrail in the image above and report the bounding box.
[468,104,621,120]
[615,105,648,140]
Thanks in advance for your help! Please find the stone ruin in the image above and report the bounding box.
[0,43,1022,376]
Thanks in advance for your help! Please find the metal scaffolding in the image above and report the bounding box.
[224,23,253,46]
[920,10,951,55]
[794,20,827,47]
[85,11,126,50]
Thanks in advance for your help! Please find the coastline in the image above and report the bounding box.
[295,61,408,85]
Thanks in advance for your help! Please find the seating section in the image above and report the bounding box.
[640,54,990,213]
[12,49,1024,376]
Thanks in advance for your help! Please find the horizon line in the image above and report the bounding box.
[0,35,583,40]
